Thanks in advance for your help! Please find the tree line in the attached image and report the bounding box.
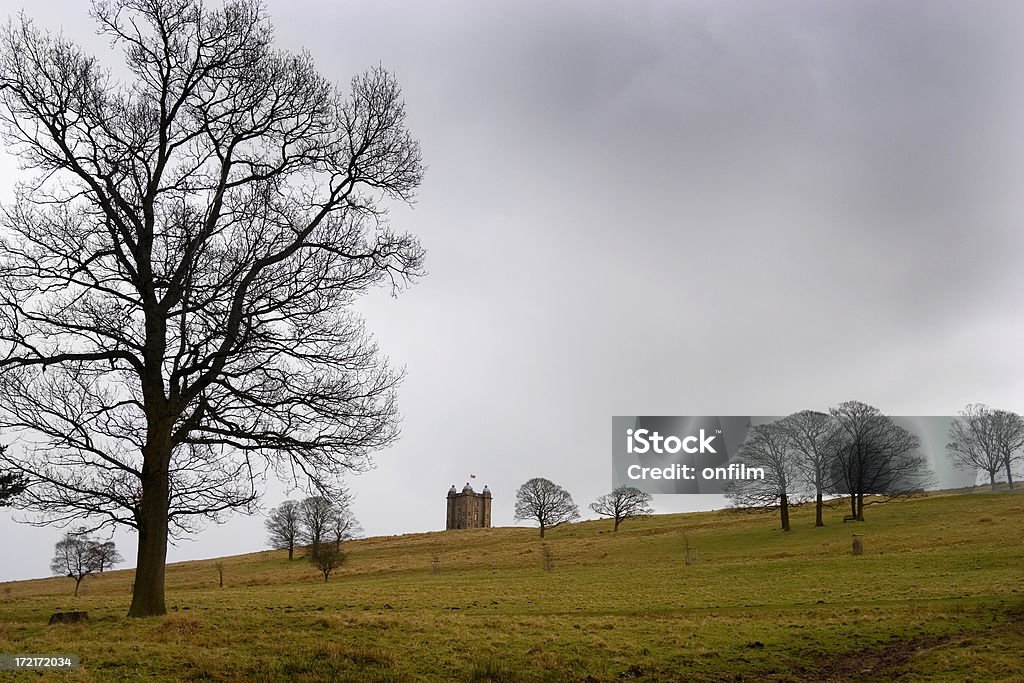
[514,477,654,536]
[265,496,361,582]
[724,400,1023,531]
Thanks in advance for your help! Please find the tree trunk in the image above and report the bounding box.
[128,443,171,618]
[815,490,823,527]
[613,517,620,531]
[74,577,82,597]
[849,495,856,518]
[856,492,864,521]
[287,542,294,561]
[990,472,997,491]
[539,522,545,538]
[1006,458,1015,490]
[780,493,790,532]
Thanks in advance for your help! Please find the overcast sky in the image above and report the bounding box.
[1,0,1022,582]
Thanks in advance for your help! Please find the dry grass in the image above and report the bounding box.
[0,490,1021,681]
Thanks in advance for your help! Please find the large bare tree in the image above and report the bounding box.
[0,0,423,616]
[829,401,932,521]
[947,404,1006,490]
[724,422,802,531]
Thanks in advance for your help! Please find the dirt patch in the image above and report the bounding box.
[793,608,1024,682]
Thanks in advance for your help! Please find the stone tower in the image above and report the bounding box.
[446,483,492,530]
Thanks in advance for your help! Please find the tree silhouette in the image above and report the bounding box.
[829,401,932,521]
[589,486,653,531]
[50,530,116,596]
[781,410,842,527]
[948,404,1024,490]
[514,478,579,538]
[724,423,802,531]
[265,500,302,560]
[0,0,423,617]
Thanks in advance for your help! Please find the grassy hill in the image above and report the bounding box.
[1,491,1022,682]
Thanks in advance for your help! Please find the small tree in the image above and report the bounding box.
[310,542,345,582]
[514,478,579,538]
[89,540,123,573]
[589,486,653,531]
[265,500,303,560]
[724,423,802,531]
[541,544,555,571]
[50,530,102,596]
[214,562,225,588]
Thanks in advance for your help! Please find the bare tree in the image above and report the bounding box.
[50,530,103,596]
[329,505,362,550]
[0,1,423,617]
[829,401,932,521]
[781,410,841,527]
[89,540,124,573]
[514,478,579,538]
[589,486,653,531]
[948,404,1005,490]
[299,496,337,559]
[310,541,345,582]
[990,409,1024,490]
[265,500,302,560]
[724,423,802,531]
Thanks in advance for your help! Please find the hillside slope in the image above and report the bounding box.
[1,491,1022,681]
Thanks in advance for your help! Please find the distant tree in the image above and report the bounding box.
[214,561,225,588]
[724,423,803,531]
[89,540,124,573]
[300,494,359,559]
[50,530,103,596]
[781,410,842,527]
[0,0,424,618]
[830,401,932,521]
[300,497,334,560]
[589,486,653,531]
[265,500,303,560]
[989,410,1024,490]
[948,404,1006,490]
[310,542,346,582]
[329,506,362,550]
[514,478,579,538]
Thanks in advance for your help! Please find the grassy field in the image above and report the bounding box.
[1,491,1021,682]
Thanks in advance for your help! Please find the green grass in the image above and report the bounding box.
[1,491,1022,681]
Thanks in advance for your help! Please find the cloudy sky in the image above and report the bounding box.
[1,0,1022,582]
